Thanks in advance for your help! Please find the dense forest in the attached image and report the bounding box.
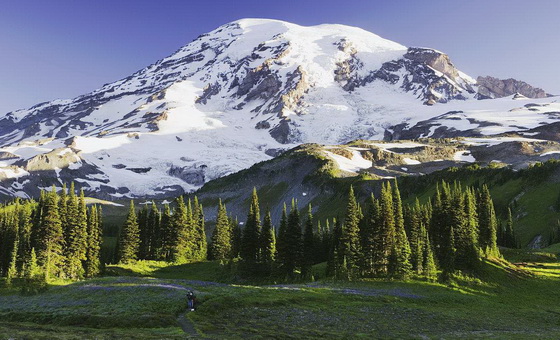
[0,179,512,286]
[116,180,511,282]
[0,183,102,291]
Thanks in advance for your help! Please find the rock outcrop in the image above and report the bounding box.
[476,76,550,99]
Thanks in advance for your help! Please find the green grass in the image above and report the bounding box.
[3,256,560,339]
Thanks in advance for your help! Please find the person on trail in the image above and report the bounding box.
[187,290,196,311]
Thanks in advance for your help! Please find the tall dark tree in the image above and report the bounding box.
[160,204,173,260]
[240,188,261,270]
[85,205,102,278]
[389,181,412,279]
[276,203,289,270]
[118,201,140,263]
[340,186,361,279]
[210,199,232,261]
[65,189,88,279]
[302,204,315,279]
[260,209,276,274]
[170,196,189,263]
[36,187,65,280]
[477,185,498,257]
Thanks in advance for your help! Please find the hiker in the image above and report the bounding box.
[187,290,196,311]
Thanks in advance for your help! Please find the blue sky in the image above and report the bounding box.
[1,0,559,113]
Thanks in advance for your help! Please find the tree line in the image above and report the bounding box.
[117,196,207,264]
[206,181,503,281]
[0,183,103,288]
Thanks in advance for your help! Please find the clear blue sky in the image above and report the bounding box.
[1,0,559,113]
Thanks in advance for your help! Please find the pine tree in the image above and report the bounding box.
[192,197,207,261]
[422,232,437,280]
[284,199,303,278]
[170,196,189,263]
[505,207,516,248]
[390,181,412,279]
[85,205,102,278]
[230,217,242,259]
[65,189,88,279]
[260,209,276,274]
[478,185,499,257]
[118,201,140,263]
[240,188,261,272]
[302,204,315,279]
[276,203,289,271]
[160,204,173,260]
[36,187,65,281]
[148,202,161,259]
[210,199,232,261]
[361,195,380,276]
[6,239,19,287]
[340,186,361,279]
[375,182,395,276]
[137,205,150,259]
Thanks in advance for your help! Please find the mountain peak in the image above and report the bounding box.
[0,19,556,199]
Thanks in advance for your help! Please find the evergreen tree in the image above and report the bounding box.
[302,204,315,279]
[276,203,289,271]
[148,202,161,259]
[65,189,88,279]
[138,205,150,259]
[6,239,19,287]
[389,181,412,279]
[422,232,437,280]
[170,196,189,263]
[36,187,65,281]
[210,199,232,261]
[284,199,303,278]
[375,182,395,276]
[192,197,207,261]
[240,188,261,271]
[260,209,276,274]
[230,218,242,258]
[340,186,361,279]
[85,205,102,278]
[118,201,140,263]
[505,207,516,248]
[160,204,173,260]
[477,185,499,257]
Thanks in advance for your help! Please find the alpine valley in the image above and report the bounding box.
[0,18,558,200]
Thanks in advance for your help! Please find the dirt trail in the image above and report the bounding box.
[177,312,202,338]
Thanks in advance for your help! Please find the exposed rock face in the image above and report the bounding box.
[476,76,549,99]
[338,47,475,105]
[22,148,82,172]
[168,165,206,186]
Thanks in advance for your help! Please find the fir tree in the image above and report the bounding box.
[240,188,261,271]
[230,218,242,258]
[36,187,65,281]
[340,186,361,279]
[390,181,412,279]
[284,199,303,278]
[118,201,140,263]
[85,205,102,278]
[276,203,289,271]
[302,204,315,279]
[160,204,173,260]
[478,185,499,257]
[260,209,276,274]
[65,189,88,279]
[170,196,189,263]
[210,199,232,261]
[148,202,161,259]
[6,239,19,287]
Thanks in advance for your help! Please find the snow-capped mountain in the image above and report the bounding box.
[0,18,557,199]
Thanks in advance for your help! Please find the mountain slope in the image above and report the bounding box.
[0,18,557,199]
